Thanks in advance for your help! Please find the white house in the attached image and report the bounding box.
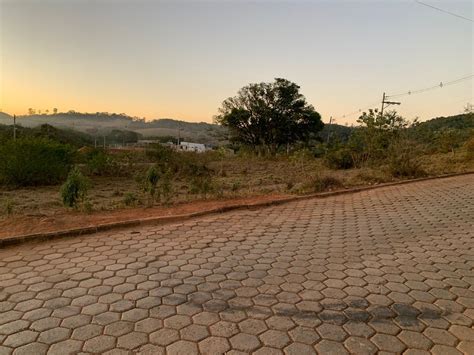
[179,141,206,153]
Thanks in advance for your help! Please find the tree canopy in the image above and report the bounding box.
[215,78,323,154]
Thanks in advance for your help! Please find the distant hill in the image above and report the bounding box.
[416,113,474,131]
[0,112,227,146]
[1,111,471,147]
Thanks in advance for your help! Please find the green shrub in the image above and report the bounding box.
[159,169,174,204]
[324,147,354,170]
[144,166,160,201]
[123,192,138,206]
[387,141,426,178]
[0,138,73,186]
[231,181,241,192]
[60,167,90,208]
[85,149,120,176]
[464,136,474,160]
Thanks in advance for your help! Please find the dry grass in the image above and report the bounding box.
[1,147,473,219]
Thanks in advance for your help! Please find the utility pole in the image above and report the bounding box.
[326,116,333,144]
[13,115,17,141]
[381,92,401,116]
[177,122,181,147]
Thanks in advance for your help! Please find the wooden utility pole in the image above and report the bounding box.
[177,122,181,146]
[13,115,17,140]
[381,92,401,116]
[326,116,333,144]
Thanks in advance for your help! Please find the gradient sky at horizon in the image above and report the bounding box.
[0,0,472,124]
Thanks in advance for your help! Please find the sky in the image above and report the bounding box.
[0,0,472,124]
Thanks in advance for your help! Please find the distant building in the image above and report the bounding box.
[179,141,206,153]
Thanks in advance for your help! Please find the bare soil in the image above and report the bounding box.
[0,194,291,239]
[1,150,472,240]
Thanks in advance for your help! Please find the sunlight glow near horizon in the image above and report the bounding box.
[0,0,472,124]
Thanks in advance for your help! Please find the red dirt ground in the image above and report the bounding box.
[1,194,291,239]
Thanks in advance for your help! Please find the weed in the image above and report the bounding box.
[324,147,354,170]
[286,180,295,191]
[83,199,93,213]
[387,141,426,178]
[2,199,14,215]
[159,169,174,204]
[231,181,241,192]
[123,192,138,206]
[464,136,474,160]
[310,174,343,193]
[144,166,160,202]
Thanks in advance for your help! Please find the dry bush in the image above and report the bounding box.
[464,136,474,160]
[387,140,426,178]
[307,174,344,193]
[352,169,391,185]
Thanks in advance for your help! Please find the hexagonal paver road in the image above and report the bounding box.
[1,175,473,354]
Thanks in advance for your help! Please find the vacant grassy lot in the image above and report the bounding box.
[1,147,472,219]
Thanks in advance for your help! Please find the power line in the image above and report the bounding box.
[415,0,473,22]
[386,74,473,99]
[338,100,380,120]
[334,74,473,120]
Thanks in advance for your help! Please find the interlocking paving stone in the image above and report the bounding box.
[0,175,473,353]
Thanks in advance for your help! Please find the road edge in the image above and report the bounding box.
[2,171,473,248]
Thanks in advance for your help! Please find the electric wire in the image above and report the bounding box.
[415,0,473,22]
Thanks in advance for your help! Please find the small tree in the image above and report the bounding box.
[144,166,160,202]
[60,167,90,208]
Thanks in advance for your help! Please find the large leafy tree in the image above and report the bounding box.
[215,78,323,154]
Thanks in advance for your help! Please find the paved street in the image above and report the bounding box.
[0,175,473,355]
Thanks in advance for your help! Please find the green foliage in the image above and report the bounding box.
[387,140,426,178]
[352,109,410,165]
[60,167,90,208]
[417,113,474,131]
[435,128,463,155]
[190,176,213,197]
[409,113,473,152]
[141,164,176,204]
[324,146,354,169]
[123,192,138,206]
[85,149,120,176]
[215,78,323,154]
[463,136,474,160]
[319,124,354,143]
[0,124,92,147]
[144,166,160,200]
[146,144,175,168]
[324,110,419,170]
[159,169,174,204]
[0,137,73,186]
